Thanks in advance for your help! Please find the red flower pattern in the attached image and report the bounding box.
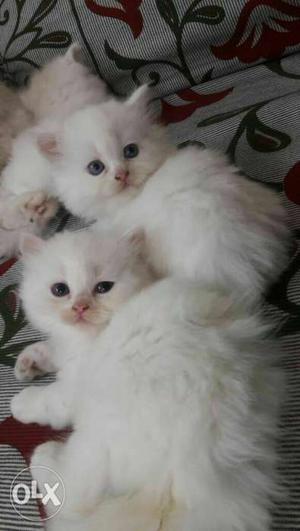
[284,161,300,205]
[0,416,70,466]
[161,87,233,125]
[212,0,300,63]
[0,258,17,276]
[0,416,70,521]
[85,0,143,38]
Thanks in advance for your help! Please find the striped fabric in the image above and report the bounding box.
[1,1,300,529]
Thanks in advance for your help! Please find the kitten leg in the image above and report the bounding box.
[11,382,73,429]
[30,438,100,526]
[30,441,66,519]
[32,439,168,531]
[0,228,21,258]
[40,429,109,520]
[15,341,57,381]
[0,191,35,230]
[20,191,59,227]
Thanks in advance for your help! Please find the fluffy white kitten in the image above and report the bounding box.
[22,277,282,531]
[0,83,33,171]
[20,43,107,121]
[0,125,59,258]
[39,86,290,302]
[12,228,153,427]
[0,127,59,256]
[0,121,62,230]
[0,44,108,257]
[0,43,103,173]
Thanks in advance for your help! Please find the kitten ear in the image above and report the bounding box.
[37,131,61,159]
[126,85,153,119]
[65,43,84,64]
[127,229,146,257]
[19,233,44,258]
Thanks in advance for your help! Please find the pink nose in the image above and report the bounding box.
[115,169,129,184]
[72,302,89,315]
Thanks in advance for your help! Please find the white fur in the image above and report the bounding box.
[0,83,33,171]
[20,43,107,121]
[1,124,56,198]
[25,278,282,531]
[45,87,290,302]
[0,44,108,257]
[12,228,153,428]
[42,87,172,222]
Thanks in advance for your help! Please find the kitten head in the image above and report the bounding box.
[20,228,154,337]
[20,43,107,122]
[37,86,173,219]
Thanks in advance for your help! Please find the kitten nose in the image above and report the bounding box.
[115,169,129,184]
[72,301,89,315]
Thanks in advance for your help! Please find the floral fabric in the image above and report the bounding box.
[0,1,300,529]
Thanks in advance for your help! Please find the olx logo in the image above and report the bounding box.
[10,466,65,521]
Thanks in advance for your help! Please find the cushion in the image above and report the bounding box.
[0,1,300,529]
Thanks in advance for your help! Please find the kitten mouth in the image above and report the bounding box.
[73,313,91,325]
[120,181,130,190]
[119,179,139,192]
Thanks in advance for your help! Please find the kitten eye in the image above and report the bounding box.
[94,281,115,294]
[87,159,105,176]
[123,143,139,159]
[51,282,70,297]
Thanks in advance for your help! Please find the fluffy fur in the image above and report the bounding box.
[14,276,283,531]
[0,121,60,257]
[20,43,107,121]
[0,44,108,257]
[1,121,62,213]
[40,86,290,302]
[39,86,173,221]
[12,228,153,426]
[0,83,33,171]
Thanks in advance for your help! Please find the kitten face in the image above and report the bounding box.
[38,87,172,218]
[20,229,153,337]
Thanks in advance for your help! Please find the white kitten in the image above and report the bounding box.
[0,44,108,257]
[12,228,153,428]
[0,43,105,173]
[39,86,290,302]
[1,121,62,227]
[0,124,61,258]
[20,43,108,121]
[0,83,33,171]
[38,86,173,221]
[26,278,282,531]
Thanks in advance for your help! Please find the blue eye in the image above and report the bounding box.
[87,160,105,176]
[123,143,139,159]
[51,282,70,297]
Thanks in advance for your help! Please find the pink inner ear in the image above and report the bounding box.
[38,134,59,157]
[128,229,144,248]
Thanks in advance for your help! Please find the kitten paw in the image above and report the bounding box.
[11,387,46,424]
[31,442,65,518]
[21,192,59,226]
[15,342,53,381]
